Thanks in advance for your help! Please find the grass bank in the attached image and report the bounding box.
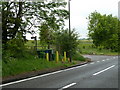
[2,55,86,78]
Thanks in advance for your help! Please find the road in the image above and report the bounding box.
[1,55,118,89]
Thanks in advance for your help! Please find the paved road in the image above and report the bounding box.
[1,55,118,89]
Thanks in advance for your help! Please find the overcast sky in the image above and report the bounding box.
[65,0,119,39]
[26,0,120,39]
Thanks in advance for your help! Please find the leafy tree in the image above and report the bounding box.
[87,11,119,51]
[38,2,69,49]
[39,23,55,49]
[2,1,68,45]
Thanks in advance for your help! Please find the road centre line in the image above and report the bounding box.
[106,59,109,60]
[58,83,76,90]
[93,65,115,76]
[97,61,100,62]
[1,64,87,87]
[90,62,95,64]
[102,60,105,61]
[114,57,116,59]
[113,57,116,59]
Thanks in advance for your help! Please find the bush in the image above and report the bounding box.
[55,29,79,59]
[2,33,28,63]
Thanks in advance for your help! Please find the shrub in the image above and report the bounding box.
[55,29,79,59]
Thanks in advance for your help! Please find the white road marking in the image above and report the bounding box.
[106,59,109,60]
[102,60,105,61]
[62,64,87,72]
[1,64,87,87]
[97,61,100,62]
[93,65,115,76]
[90,62,95,64]
[59,83,76,90]
[113,57,116,59]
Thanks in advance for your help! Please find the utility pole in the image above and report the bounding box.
[118,1,120,20]
[68,0,71,34]
[68,0,72,62]
[118,1,120,54]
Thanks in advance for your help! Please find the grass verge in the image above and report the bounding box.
[2,56,85,78]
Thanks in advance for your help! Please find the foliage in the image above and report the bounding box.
[87,11,119,51]
[55,29,79,58]
[39,23,55,49]
[2,33,27,62]
[38,2,69,49]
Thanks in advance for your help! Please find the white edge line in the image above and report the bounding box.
[59,83,76,90]
[93,65,115,76]
[1,64,87,87]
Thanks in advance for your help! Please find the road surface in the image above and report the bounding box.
[1,55,118,89]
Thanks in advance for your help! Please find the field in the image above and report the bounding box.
[78,40,118,55]
[26,40,118,55]
[25,40,118,55]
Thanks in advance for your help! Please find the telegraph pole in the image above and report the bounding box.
[118,1,120,55]
[118,1,120,20]
[68,0,72,62]
[68,0,71,34]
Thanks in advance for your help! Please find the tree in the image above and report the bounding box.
[2,2,23,44]
[87,11,119,51]
[39,22,55,49]
[38,2,69,49]
[2,1,69,47]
